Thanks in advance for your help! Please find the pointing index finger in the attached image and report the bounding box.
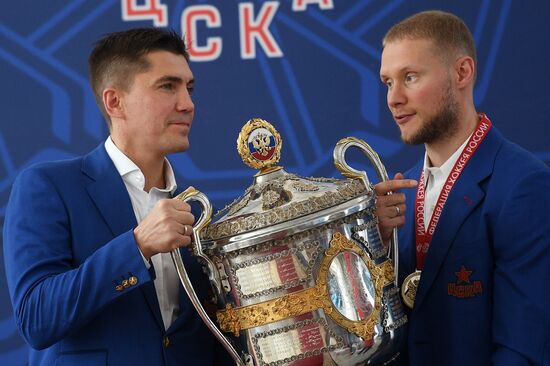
[374,178,418,195]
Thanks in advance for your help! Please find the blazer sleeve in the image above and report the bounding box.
[491,169,550,365]
[3,166,153,350]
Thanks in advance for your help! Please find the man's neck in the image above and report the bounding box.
[425,110,480,167]
[141,162,166,192]
[128,154,166,192]
[110,135,166,192]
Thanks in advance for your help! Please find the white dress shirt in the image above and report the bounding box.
[422,134,471,230]
[105,137,180,330]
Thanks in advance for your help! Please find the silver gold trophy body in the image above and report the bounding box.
[172,119,407,365]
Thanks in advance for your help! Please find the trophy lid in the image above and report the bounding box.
[202,118,369,244]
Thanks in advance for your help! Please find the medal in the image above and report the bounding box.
[402,114,492,309]
[401,270,421,308]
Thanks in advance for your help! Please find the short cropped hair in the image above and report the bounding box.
[88,28,189,128]
[383,10,477,68]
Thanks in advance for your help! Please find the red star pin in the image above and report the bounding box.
[455,265,472,283]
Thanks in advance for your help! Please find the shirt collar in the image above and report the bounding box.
[104,137,177,194]
[422,131,472,184]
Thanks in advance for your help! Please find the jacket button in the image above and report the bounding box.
[122,279,130,288]
[163,336,170,348]
[115,285,124,292]
[129,276,138,286]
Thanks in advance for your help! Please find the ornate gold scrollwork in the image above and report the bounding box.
[203,180,366,240]
[216,232,394,339]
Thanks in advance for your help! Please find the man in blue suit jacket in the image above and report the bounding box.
[3,28,228,365]
[375,11,550,365]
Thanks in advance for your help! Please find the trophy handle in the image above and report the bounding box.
[333,137,399,285]
[172,188,245,366]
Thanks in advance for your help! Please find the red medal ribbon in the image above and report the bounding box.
[414,114,492,269]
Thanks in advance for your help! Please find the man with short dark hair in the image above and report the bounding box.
[376,10,550,365]
[3,28,228,365]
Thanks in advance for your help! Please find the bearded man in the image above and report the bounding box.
[375,10,550,366]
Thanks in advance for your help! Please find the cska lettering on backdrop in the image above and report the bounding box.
[183,0,334,61]
[121,0,334,61]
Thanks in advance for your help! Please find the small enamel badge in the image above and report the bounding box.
[447,264,483,298]
[237,118,282,172]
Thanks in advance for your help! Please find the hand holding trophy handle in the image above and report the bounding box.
[172,188,246,366]
[333,137,399,285]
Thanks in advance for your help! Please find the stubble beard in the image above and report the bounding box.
[401,81,459,146]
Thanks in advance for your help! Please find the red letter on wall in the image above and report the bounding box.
[182,5,222,62]
[239,1,283,60]
[121,0,168,27]
[292,0,334,12]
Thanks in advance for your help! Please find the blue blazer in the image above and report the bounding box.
[3,144,226,365]
[398,126,550,365]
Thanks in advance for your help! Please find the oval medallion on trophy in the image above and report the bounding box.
[237,118,282,171]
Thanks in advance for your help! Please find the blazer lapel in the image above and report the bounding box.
[82,144,136,237]
[82,143,165,330]
[413,176,484,310]
[413,128,502,310]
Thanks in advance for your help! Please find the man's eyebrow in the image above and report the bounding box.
[155,75,194,84]
[380,65,415,80]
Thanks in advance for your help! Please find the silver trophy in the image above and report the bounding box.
[171,119,407,365]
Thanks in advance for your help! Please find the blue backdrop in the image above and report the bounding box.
[1,1,548,364]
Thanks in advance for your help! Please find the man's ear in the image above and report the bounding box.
[454,55,475,89]
[102,88,124,119]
